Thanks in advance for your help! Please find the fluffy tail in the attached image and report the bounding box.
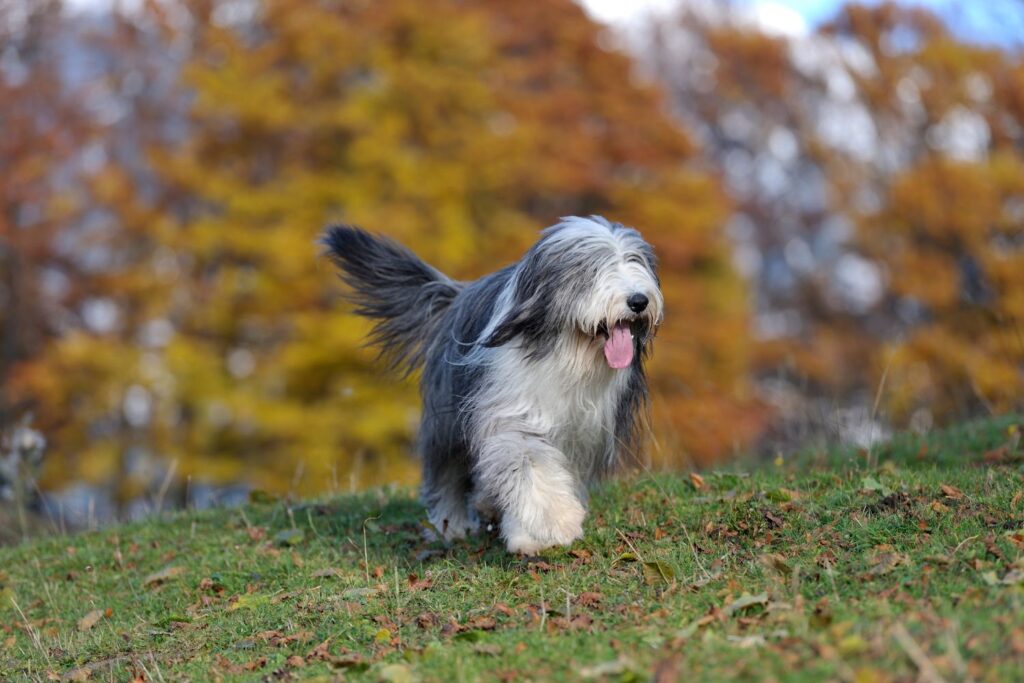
[322,225,461,374]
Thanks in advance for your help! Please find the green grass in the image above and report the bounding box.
[2,416,1023,682]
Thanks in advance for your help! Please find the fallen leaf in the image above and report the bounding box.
[312,567,345,579]
[861,476,892,497]
[63,667,90,681]
[689,472,706,490]
[580,657,636,679]
[866,553,910,577]
[725,593,769,616]
[243,656,268,672]
[416,613,438,629]
[143,565,185,588]
[228,594,271,612]
[999,569,1024,585]
[612,552,638,565]
[493,603,516,617]
[653,654,682,683]
[838,634,869,656]
[0,586,15,610]
[759,553,793,576]
[577,591,603,607]
[77,610,104,632]
[764,510,784,528]
[727,634,766,648]
[467,615,497,630]
[406,573,433,591]
[273,529,305,547]
[286,655,305,668]
[940,484,964,500]
[378,663,417,683]
[766,488,799,502]
[643,561,676,586]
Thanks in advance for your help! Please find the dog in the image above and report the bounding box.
[323,216,663,553]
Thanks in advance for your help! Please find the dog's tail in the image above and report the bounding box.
[322,225,461,374]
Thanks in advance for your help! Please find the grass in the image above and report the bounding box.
[2,416,1023,682]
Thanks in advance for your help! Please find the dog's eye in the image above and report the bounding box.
[626,255,647,267]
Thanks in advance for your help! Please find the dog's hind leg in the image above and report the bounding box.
[473,426,585,554]
[420,451,479,542]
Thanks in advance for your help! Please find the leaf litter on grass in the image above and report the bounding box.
[1,416,1023,681]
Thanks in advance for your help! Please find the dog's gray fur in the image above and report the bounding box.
[323,216,663,553]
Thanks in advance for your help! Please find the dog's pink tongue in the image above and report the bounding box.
[604,323,634,369]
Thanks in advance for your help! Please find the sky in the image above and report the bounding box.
[62,0,1024,48]
[580,0,1023,47]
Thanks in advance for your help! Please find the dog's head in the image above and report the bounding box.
[483,216,663,368]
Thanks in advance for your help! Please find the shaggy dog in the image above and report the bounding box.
[323,216,663,553]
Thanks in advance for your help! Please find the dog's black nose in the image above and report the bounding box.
[627,293,649,313]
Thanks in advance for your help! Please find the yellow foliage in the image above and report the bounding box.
[12,0,760,495]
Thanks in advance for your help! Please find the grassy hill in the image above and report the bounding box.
[2,417,1023,681]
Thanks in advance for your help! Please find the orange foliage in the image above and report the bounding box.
[10,0,760,496]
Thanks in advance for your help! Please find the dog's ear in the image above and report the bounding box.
[481,298,540,348]
[481,250,550,348]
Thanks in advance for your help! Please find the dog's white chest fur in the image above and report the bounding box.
[479,339,630,480]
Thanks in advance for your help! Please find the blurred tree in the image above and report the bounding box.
[0,1,92,428]
[644,1,1024,439]
[155,0,762,482]
[865,154,1024,419]
[13,0,761,496]
[4,3,193,505]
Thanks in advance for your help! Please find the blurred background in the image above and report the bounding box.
[2,0,1023,538]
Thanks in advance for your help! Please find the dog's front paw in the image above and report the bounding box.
[503,498,585,554]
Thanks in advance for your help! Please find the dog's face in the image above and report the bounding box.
[483,216,663,368]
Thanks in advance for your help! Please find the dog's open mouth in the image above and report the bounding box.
[596,320,635,369]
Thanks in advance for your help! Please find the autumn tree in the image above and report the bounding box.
[11,0,762,499]
[643,1,1024,436]
[6,4,199,503]
[0,1,93,428]
[828,5,1024,422]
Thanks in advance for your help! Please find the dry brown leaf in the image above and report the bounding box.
[63,667,90,682]
[689,472,706,490]
[143,565,185,588]
[406,573,433,591]
[243,656,267,671]
[493,603,516,617]
[416,612,439,629]
[312,567,344,579]
[940,484,964,500]
[77,609,104,632]
[467,615,497,630]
